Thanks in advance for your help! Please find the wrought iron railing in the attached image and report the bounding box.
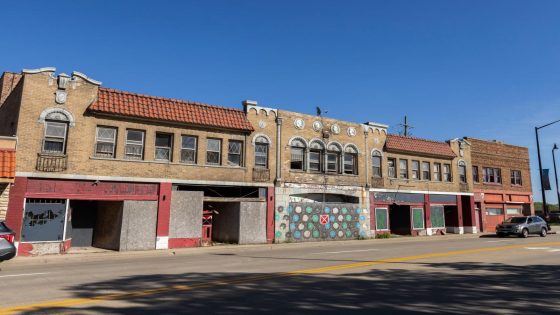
[252,168,270,182]
[36,153,67,172]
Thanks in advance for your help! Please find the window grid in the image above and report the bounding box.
[43,121,68,154]
[155,133,173,161]
[206,138,222,165]
[94,126,117,158]
[181,135,197,164]
[227,140,243,166]
[125,129,145,160]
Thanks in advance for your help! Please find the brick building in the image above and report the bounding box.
[0,136,16,220]
[466,138,533,232]
[0,68,274,255]
[369,135,476,236]
[0,67,534,255]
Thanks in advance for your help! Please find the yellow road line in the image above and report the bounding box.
[1,241,559,314]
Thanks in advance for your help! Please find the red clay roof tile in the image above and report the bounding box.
[88,88,254,132]
[0,149,15,179]
[385,134,456,159]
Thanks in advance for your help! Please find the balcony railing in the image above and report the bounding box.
[253,168,270,182]
[36,153,67,172]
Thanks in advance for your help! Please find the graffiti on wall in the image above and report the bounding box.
[275,203,368,242]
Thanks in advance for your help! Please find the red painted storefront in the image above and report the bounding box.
[474,190,533,232]
[6,177,276,255]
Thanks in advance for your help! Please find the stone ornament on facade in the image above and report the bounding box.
[38,107,76,126]
[258,120,266,129]
[331,124,340,134]
[312,120,323,132]
[347,127,357,137]
[294,118,305,129]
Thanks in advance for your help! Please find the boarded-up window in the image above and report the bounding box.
[22,199,66,242]
[430,205,445,228]
[412,208,424,230]
[375,208,388,230]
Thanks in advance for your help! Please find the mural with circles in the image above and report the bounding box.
[275,203,368,242]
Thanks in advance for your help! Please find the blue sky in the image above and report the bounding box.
[2,1,560,202]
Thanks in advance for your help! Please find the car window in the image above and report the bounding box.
[533,217,543,223]
[506,217,527,223]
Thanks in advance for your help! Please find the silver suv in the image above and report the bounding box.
[496,216,548,238]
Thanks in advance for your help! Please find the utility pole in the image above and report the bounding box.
[400,115,413,136]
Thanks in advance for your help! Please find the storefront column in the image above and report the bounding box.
[464,196,477,233]
[5,176,27,244]
[456,195,464,234]
[266,186,275,244]
[424,194,432,235]
[156,182,172,249]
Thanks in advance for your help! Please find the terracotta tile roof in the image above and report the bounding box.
[89,88,254,132]
[0,149,15,179]
[385,134,456,159]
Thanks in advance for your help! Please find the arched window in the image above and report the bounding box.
[344,145,358,175]
[255,136,269,169]
[42,112,70,154]
[326,143,342,174]
[458,161,467,183]
[290,138,307,170]
[308,140,325,172]
[372,150,382,177]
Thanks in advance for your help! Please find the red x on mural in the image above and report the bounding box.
[320,214,329,225]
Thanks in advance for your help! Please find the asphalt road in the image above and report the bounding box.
[1,233,559,314]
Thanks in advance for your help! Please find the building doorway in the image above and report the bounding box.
[68,200,123,250]
[389,204,412,235]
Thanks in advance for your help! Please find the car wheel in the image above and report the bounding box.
[540,227,547,237]
[520,228,529,238]
[497,232,505,237]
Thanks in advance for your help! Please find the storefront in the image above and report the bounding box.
[474,191,533,232]
[370,190,475,236]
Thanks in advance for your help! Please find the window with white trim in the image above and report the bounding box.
[372,151,382,177]
[411,160,420,180]
[422,161,431,180]
[309,140,324,172]
[443,163,452,182]
[206,138,222,165]
[228,140,243,166]
[43,121,68,154]
[511,170,522,186]
[290,139,306,171]
[343,145,358,175]
[125,129,145,160]
[388,158,396,178]
[433,163,442,181]
[326,143,341,174]
[181,135,197,164]
[483,167,502,184]
[399,159,408,179]
[155,133,173,161]
[458,161,467,183]
[254,136,269,169]
[94,126,117,158]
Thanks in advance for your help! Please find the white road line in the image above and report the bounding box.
[310,249,380,255]
[525,247,552,250]
[548,249,560,252]
[0,272,49,278]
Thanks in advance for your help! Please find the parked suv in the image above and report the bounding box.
[496,216,548,238]
[0,221,16,262]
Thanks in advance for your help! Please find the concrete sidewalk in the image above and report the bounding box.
[2,232,488,267]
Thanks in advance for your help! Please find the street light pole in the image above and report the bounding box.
[553,143,560,210]
[535,118,560,219]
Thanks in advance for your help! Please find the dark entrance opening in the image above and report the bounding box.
[444,205,459,231]
[68,200,123,250]
[204,201,241,244]
[389,204,412,235]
